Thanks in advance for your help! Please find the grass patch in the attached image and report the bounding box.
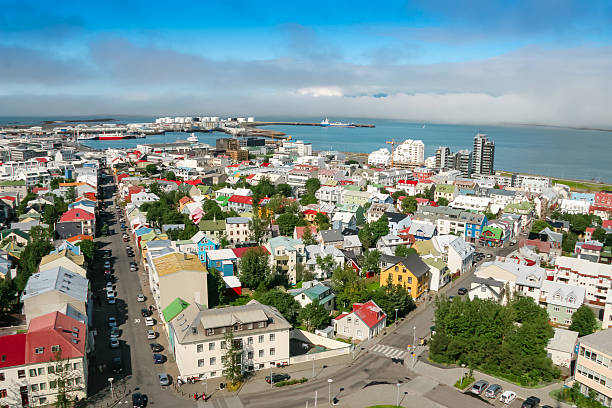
[294,281,303,289]
[274,378,308,387]
[335,337,353,344]
[454,375,475,390]
[551,385,608,408]
[367,281,380,291]
[552,179,612,192]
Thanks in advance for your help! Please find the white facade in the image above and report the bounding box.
[560,199,591,214]
[552,257,612,304]
[393,139,425,166]
[449,195,491,212]
[279,141,313,157]
[368,148,391,167]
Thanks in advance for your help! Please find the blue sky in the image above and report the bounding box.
[1,0,612,126]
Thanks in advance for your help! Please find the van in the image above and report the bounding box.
[470,380,489,395]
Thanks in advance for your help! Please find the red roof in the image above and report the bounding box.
[303,209,319,215]
[338,180,354,185]
[603,220,612,229]
[260,162,271,167]
[586,227,596,233]
[155,178,182,185]
[59,208,95,223]
[229,195,253,205]
[294,225,318,239]
[232,246,269,258]
[35,157,49,163]
[397,179,418,185]
[183,179,202,186]
[32,187,48,193]
[0,333,26,368]
[246,174,256,179]
[0,195,16,201]
[341,300,386,328]
[26,312,86,364]
[66,234,94,243]
[179,196,193,205]
[581,243,603,251]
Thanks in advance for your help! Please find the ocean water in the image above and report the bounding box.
[1,116,610,182]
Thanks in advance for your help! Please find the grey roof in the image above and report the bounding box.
[21,266,88,302]
[449,237,475,259]
[486,188,516,197]
[388,252,430,279]
[547,328,578,353]
[541,280,585,308]
[459,211,485,224]
[343,235,361,248]
[384,211,409,224]
[578,328,612,355]
[471,276,505,288]
[226,217,250,224]
[541,227,563,243]
[320,229,343,243]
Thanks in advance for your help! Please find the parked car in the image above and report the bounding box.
[130,265,138,272]
[485,384,502,399]
[110,338,120,348]
[110,327,121,339]
[153,354,165,364]
[158,373,170,386]
[265,373,290,384]
[123,236,129,242]
[112,356,123,374]
[521,396,541,408]
[147,330,157,340]
[127,251,134,257]
[500,391,516,404]
[457,287,468,295]
[470,380,489,395]
[141,308,152,317]
[132,392,147,408]
[104,261,111,269]
[145,317,155,326]
[137,294,145,302]
[106,282,114,291]
[150,343,164,352]
[108,316,117,328]
[107,296,116,305]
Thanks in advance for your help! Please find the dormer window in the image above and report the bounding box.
[568,296,575,303]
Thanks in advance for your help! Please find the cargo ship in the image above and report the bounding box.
[320,118,356,127]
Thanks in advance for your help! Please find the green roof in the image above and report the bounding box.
[0,229,30,241]
[215,195,230,206]
[0,180,25,186]
[504,201,535,212]
[162,297,191,322]
[303,284,329,300]
[343,185,361,191]
[435,183,456,193]
[481,226,503,240]
[198,219,226,231]
[197,185,211,194]
[423,257,447,271]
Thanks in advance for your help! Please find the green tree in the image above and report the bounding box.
[276,213,301,236]
[43,204,59,226]
[562,231,578,253]
[17,192,37,215]
[362,249,381,275]
[276,183,292,197]
[437,197,449,206]
[50,178,65,190]
[531,219,549,233]
[145,164,158,175]
[248,215,268,245]
[101,224,109,236]
[395,245,417,257]
[295,264,314,283]
[255,289,301,325]
[401,196,418,214]
[298,301,330,331]
[315,255,336,276]
[484,211,498,221]
[314,213,331,231]
[76,240,95,261]
[207,268,230,307]
[222,330,243,385]
[65,187,76,202]
[301,227,318,246]
[251,177,275,199]
[592,227,607,243]
[299,194,318,206]
[0,278,17,315]
[305,178,321,196]
[162,171,176,180]
[238,248,271,289]
[15,227,54,291]
[569,305,597,337]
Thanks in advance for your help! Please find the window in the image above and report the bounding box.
[269,334,275,342]
[247,337,253,345]
[259,364,264,369]
[48,366,55,374]
[50,381,57,389]
[39,383,46,391]
[0,373,4,381]
[29,369,37,377]
[553,306,560,312]
[567,308,574,314]
[248,351,253,359]
[198,359,205,367]
[39,397,47,404]
[388,273,393,281]
[34,347,44,354]
[344,326,349,333]
[51,345,60,352]
[408,277,412,284]
[210,371,216,377]
[31,384,39,392]
[209,342,215,351]
[270,348,275,356]
[259,350,264,357]
[197,344,203,353]
[0,389,6,398]
[397,275,402,282]
[259,335,264,343]
[210,357,216,365]
[37,367,45,375]
[356,330,362,337]
[221,341,226,350]
[258,322,265,328]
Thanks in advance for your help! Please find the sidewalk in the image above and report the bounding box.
[414,357,573,408]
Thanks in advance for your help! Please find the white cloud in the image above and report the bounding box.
[297,86,344,97]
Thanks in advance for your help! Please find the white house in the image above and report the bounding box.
[333,300,387,341]
[546,328,578,368]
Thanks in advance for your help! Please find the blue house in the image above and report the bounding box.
[206,249,237,276]
[460,212,487,242]
[50,240,81,256]
[190,231,219,263]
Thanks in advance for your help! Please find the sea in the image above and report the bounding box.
[1,116,610,183]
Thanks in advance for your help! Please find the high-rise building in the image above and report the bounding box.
[472,133,495,175]
[452,149,473,177]
[435,146,451,170]
[393,139,425,167]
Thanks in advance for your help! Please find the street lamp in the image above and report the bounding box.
[394,308,399,327]
[461,363,466,385]
[328,379,333,405]
[396,383,401,406]
[312,356,316,378]
[108,377,114,399]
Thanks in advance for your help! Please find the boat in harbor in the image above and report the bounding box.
[187,133,199,143]
[76,133,99,141]
[320,118,356,127]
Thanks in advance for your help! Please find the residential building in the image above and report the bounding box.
[472,133,495,175]
[540,280,586,327]
[225,217,250,244]
[546,328,578,368]
[433,184,458,202]
[368,148,392,167]
[468,276,506,303]
[198,219,226,242]
[575,329,612,406]
[168,300,291,379]
[435,146,451,170]
[333,300,387,341]
[393,139,425,167]
[448,236,475,276]
[380,253,431,299]
[331,212,356,232]
[57,208,95,237]
[265,237,305,285]
[39,250,86,278]
[206,249,238,277]
[552,257,612,305]
[451,149,473,177]
[291,282,335,310]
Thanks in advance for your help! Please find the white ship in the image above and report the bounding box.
[320,118,355,127]
[187,133,199,143]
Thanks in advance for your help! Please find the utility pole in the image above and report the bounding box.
[108,377,114,399]
[396,383,401,406]
[315,391,318,408]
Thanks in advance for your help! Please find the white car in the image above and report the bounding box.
[104,261,111,269]
[106,290,117,298]
[108,317,117,328]
[137,294,145,302]
[106,282,114,291]
[145,317,155,326]
[499,390,516,404]
[147,330,157,339]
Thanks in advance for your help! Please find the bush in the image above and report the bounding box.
[454,375,475,390]
[552,383,608,408]
[274,378,308,387]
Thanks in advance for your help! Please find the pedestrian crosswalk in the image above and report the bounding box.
[370,343,409,360]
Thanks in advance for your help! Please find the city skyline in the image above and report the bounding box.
[1,1,612,127]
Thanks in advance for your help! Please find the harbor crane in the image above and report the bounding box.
[386,138,396,167]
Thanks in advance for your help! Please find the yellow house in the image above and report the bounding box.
[380,253,431,299]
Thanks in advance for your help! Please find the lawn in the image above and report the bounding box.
[552,179,612,192]
[366,281,380,291]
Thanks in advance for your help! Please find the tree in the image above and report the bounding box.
[255,289,301,325]
[238,248,271,289]
[43,204,59,226]
[569,305,597,337]
[51,348,78,408]
[314,213,331,231]
[248,215,268,245]
[65,187,76,203]
[101,224,109,236]
[299,194,318,206]
[17,192,36,215]
[592,227,607,243]
[484,211,498,221]
[145,164,158,175]
[362,249,381,275]
[207,268,230,307]
[305,178,321,196]
[299,301,330,331]
[50,178,65,190]
[295,264,314,283]
[222,330,243,385]
[15,227,54,291]
[395,245,417,257]
[562,231,578,253]
[437,197,449,206]
[0,278,17,315]
[315,255,336,277]
[276,183,292,197]
[301,227,318,246]
[276,213,301,236]
[76,240,95,261]
[401,196,418,214]
[531,219,549,233]
[251,177,275,199]
[162,171,176,180]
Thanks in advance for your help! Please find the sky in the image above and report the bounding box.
[1,0,612,127]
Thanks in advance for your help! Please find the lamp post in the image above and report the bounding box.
[328,379,333,405]
[315,390,318,408]
[396,383,401,406]
[413,325,417,367]
[312,356,316,378]
[394,308,398,328]
[108,377,114,399]
[461,363,466,385]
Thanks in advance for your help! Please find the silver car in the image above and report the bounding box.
[158,373,170,386]
[471,380,489,395]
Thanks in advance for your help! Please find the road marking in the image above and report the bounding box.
[370,344,408,360]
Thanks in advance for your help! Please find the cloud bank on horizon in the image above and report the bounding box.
[1,0,612,127]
